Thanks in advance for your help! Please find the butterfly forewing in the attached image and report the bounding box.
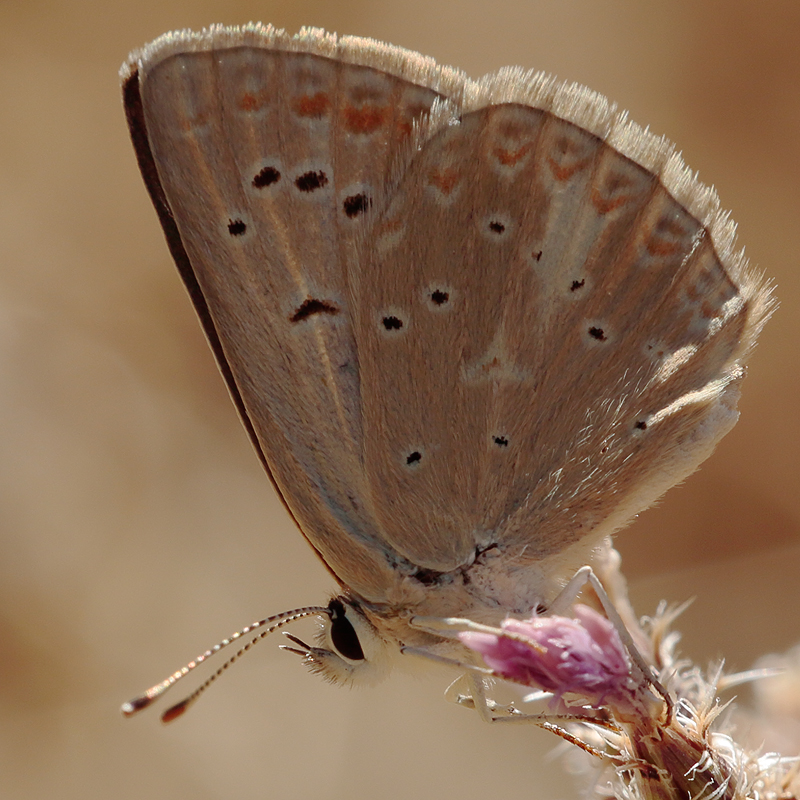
[128,30,465,599]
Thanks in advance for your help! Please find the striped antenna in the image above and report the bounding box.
[121,606,331,722]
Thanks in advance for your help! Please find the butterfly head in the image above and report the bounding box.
[281,596,396,687]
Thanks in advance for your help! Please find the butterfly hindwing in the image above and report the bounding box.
[357,94,772,574]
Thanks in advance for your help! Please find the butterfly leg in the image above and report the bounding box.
[445,674,622,743]
[442,673,534,722]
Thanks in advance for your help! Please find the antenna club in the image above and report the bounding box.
[162,700,190,723]
[120,606,331,720]
[120,697,147,717]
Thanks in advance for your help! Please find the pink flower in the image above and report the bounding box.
[460,605,640,712]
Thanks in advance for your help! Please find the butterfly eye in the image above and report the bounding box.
[328,598,365,661]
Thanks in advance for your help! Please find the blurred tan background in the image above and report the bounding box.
[2,1,798,798]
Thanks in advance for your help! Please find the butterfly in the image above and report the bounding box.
[120,23,772,711]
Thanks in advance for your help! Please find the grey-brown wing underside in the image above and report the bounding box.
[123,26,773,594]
[122,26,467,600]
[355,92,773,572]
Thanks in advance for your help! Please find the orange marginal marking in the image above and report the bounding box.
[343,104,389,134]
[180,116,207,132]
[645,237,681,257]
[293,92,332,118]
[645,216,689,256]
[655,216,689,238]
[238,90,271,112]
[494,144,532,167]
[591,188,634,215]
[381,218,404,234]
[590,172,639,214]
[428,167,460,195]
[547,135,592,181]
[547,156,591,182]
